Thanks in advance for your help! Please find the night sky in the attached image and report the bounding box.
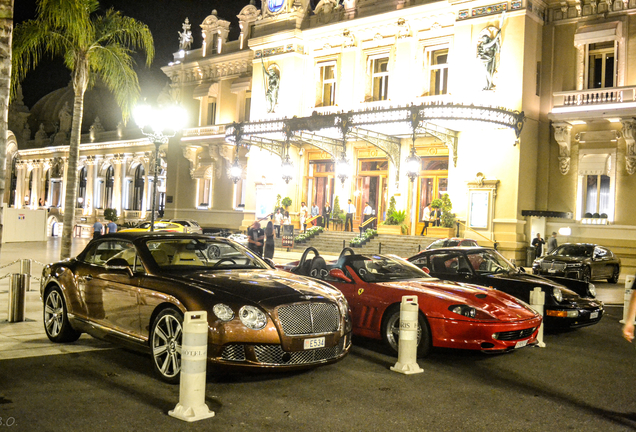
[13,0,259,108]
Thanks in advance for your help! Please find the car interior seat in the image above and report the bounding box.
[172,251,203,266]
[308,256,329,279]
[432,257,448,273]
[151,249,170,266]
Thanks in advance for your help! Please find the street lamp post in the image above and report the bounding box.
[133,104,187,232]
[406,108,422,236]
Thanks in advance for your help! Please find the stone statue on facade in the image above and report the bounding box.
[58,101,72,133]
[476,13,506,91]
[178,18,193,51]
[314,0,340,14]
[262,60,280,113]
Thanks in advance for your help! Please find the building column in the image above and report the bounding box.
[112,157,124,215]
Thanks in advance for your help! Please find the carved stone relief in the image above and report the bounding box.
[622,119,636,175]
[553,123,572,175]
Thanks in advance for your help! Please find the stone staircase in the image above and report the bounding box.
[275,230,436,259]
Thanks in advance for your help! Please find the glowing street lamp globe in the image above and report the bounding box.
[335,154,350,185]
[281,156,294,184]
[405,148,421,182]
[229,157,242,184]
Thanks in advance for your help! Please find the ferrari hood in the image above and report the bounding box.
[377,279,539,321]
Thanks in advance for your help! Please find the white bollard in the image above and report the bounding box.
[390,296,423,375]
[620,275,636,324]
[169,311,215,422]
[529,287,546,348]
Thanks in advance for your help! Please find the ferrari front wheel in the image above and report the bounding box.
[381,305,431,357]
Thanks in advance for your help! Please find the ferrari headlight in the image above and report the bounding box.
[588,283,596,297]
[213,303,234,321]
[239,305,267,330]
[552,287,563,302]
[449,305,477,318]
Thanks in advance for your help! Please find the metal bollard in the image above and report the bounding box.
[20,259,31,292]
[169,311,215,422]
[529,287,546,348]
[379,242,382,254]
[390,296,423,375]
[8,274,27,323]
[620,275,636,324]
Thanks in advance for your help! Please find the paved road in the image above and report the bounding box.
[1,306,636,431]
[0,238,634,431]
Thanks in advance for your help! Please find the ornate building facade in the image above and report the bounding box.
[9,0,636,275]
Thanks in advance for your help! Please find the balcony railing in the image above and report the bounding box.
[553,86,636,108]
[182,124,227,139]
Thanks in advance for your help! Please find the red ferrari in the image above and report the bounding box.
[287,248,542,356]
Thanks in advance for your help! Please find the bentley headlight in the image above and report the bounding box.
[588,283,596,297]
[337,297,350,320]
[213,303,234,321]
[552,287,563,302]
[239,305,267,330]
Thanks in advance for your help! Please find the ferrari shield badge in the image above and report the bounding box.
[358,288,364,296]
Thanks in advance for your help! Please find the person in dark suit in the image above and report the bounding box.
[323,202,332,229]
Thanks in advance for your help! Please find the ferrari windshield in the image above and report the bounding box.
[144,238,269,270]
[348,255,431,282]
[551,244,593,258]
[466,250,516,275]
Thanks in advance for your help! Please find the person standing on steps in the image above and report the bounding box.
[345,199,356,232]
[420,203,432,236]
[323,202,332,230]
[532,233,545,258]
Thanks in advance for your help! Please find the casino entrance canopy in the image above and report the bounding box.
[224,102,525,180]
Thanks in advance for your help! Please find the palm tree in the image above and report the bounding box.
[0,0,13,248]
[12,0,154,259]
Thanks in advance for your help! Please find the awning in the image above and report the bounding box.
[579,153,610,176]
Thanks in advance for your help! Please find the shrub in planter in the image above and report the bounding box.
[104,208,118,222]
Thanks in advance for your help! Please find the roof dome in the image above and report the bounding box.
[27,82,123,145]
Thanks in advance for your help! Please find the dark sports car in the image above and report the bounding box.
[532,243,621,284]
[426,238,479,250]
[40,233,351,382]
[286,248,542,357]
[409,247,603,329]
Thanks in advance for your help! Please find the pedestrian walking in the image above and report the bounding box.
[93,218,104,239]
[311,203,320,226]
[547,232,558,254]
[273,208,283,238]
[420,203,432,236]
[532,233,546,257]
[106,219,117,234]
[264,221,275,259]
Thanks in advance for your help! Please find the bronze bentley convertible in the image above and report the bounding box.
[41,233,351,382]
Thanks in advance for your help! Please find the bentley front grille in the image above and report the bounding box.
[254,337,346,365]
[277,302,340,336]
[495,328,535,341]
[221,344,246,361]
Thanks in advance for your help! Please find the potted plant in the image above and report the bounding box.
[378,196,407,235]
[282,196,292,210]
[427,193,456,238]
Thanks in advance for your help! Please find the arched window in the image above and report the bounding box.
[77,167,87,208]
[105,165,114,209]
[132,164,144,211]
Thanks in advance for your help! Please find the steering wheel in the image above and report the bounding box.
[296,247,320,273]
[492,264,506,274]
[338,247,356,260]
[213,258,237,267]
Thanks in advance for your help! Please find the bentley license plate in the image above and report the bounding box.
[590,311,599,319]
[548,269,557,273]
[304,337,325,350]
[515,339,528,349]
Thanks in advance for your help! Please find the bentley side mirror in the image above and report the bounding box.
[106,258,133,277]
[329,268,352,283]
